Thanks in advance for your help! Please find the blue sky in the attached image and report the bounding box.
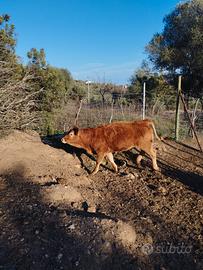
[1,0,180,84]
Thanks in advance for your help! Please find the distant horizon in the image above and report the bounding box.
[2,0,180,84]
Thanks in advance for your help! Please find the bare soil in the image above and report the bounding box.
[0,130,202,270]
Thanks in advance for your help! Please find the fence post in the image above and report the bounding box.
[175,75,181,141]
[179,93,203,152]
[189,98,199,138]
[87,81,90,103]
[86,80,91,104]
[74,99,83,126]
[142,81,146,120]
[109,101,114,123]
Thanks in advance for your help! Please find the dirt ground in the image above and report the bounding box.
[0,130,202,270]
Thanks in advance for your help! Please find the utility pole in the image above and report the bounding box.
[142,81,146,120]
[87,81,90,103]
[86,80,91,104]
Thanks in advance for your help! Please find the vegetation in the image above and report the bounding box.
[146,0,203,102]
[1,0,203,137]
[125,0,203,140]
[0,15,82,135]
[126,61,176,113]
[0,14,41,132]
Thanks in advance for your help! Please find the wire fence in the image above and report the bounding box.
[56,96,203,148]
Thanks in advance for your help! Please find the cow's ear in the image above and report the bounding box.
[73,126,79,135]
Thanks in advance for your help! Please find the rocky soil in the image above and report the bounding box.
[0,130,202,270]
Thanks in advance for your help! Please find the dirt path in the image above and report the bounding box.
[0,131,202,270]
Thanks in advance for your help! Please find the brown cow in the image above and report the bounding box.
[61,119,161,175]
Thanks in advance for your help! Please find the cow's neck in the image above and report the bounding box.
[79,128,95,151]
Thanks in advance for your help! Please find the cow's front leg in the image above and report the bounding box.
[90,153,105,175]
[136,150,144,168]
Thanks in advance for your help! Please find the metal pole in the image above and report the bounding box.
[142,81,146,120]
[175,75,181,141]
[87,81,90,104]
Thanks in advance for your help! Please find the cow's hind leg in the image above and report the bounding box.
[142,145,160,171]
[150,148,159,171]
[91,153,105,175]
[106,153,118,172]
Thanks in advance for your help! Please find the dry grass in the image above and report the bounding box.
[54,101,202,144]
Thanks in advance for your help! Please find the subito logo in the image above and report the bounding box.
[141,243,154,255]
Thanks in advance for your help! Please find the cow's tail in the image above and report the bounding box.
[149,121,166,151]
[150,121,162,141]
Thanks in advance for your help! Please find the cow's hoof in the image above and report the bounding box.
[137,165,142,169]
[90,171,97,176]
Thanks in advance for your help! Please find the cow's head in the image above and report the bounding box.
[61,127,80,146]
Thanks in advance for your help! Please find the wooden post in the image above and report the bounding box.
[175,75,181,141]
[189,98,200,138]
[179,93,202,152]
[109,100,114,123]
[74,99,83,126]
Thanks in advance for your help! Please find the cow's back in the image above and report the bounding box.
[99,120,153,152]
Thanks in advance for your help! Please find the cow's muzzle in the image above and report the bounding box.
[61,138,66,144]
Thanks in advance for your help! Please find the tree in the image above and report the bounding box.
[0,15,75,135]
[0,14,16,63]
[146,0,203,99]
[40,66,71,111]
[99,83,113,105]
[0,63,43,131]
[27,48,46,69]
[126,61,158,104]
[26,48,74,133]
[69,80,86,101]
[127,61,176,111]
[0,15,42,132]
[111,85,125,105]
